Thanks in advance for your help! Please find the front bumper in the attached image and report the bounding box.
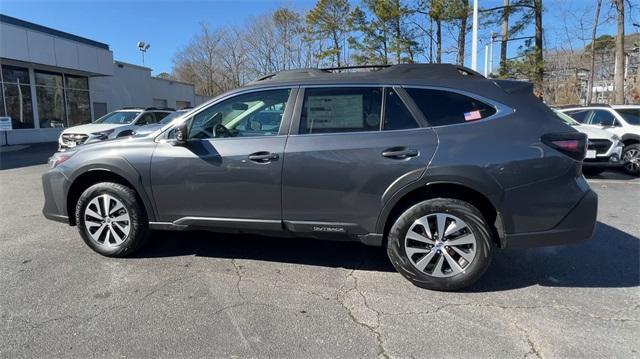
[42,169,71,224]
[504,189,598,247]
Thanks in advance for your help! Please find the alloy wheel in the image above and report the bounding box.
[404,213,477,278]
[84,194,131,247]
[623,148,640,174]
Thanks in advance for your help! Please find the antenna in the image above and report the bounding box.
[137,41,151,65]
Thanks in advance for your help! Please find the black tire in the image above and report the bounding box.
[387,198,493,291]
[622,144,640,176]
[75,182,149,257]
[582,167,606,176]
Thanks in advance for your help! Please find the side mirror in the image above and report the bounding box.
[175,122,188,144]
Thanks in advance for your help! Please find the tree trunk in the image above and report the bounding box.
[533,0,543,95]
[436,19,442,64]
[457,1,468,66]
[332,31,341,67]
[499,0,509,76]
[586,0,602,105]
[614,0,625,104]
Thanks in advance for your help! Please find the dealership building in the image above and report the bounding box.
[0,14,209,145]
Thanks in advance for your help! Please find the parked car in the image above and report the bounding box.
[559,105,640,176]
[43,64,597,291]
[58,108,174,150]
[552,110,623,175]
[132,109,191,137]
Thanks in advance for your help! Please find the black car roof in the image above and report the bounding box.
[245,64,486,88]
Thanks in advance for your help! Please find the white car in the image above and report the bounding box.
[554,110,624,175]
[58,108,173,150]
[560,105,640,176]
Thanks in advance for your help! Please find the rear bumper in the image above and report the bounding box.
[504,189,598,247]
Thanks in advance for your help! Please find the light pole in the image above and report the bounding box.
[488,32,497,76]
[471,0,479,70]
[137,41,150,65]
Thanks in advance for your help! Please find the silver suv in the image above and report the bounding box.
[58,108,173,150]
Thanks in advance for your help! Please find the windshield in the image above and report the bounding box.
[94,111,141,124]
[615,108,640,125]
[554,110,580,126]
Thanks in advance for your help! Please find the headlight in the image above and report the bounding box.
[48,151,75,168]
[91,129,115,140]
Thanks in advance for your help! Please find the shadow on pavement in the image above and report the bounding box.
[468,221,639,291]
[0,142,58,170]
[135,230,396,272]
[136,221,638,290]
[584,170,638,181]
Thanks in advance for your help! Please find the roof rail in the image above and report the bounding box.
[321,65,391,72]
[144,107,176,111]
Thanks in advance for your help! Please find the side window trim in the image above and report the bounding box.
[392,86,430,128]
[401,85,513,128]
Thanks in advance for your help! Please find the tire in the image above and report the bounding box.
[387,198,493,291]
[622,144,640,176]
[582,167,606,176]
[75,182,149,257]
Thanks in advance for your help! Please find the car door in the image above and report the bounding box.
[150,88,296,230]
[281,86,438,235]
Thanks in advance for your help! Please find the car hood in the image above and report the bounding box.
[62,123,125,134]
[573,124,615,140]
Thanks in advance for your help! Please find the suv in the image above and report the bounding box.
[43,64,597,291]
[552,110,623,175]
[58,108,174,150]
[560,105,640,176]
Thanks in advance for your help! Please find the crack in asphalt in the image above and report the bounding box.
[231,258,246,301]
[334,260,391,359]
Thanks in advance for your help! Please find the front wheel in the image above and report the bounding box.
[387,198,493,291]
[622,144,640,176]
[76,182,149,257]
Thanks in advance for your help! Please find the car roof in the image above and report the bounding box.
[245,64,486,88]
[611,105,640,109]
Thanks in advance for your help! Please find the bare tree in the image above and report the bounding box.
[586,0,603,104]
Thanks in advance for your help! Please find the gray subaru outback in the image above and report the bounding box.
[42,64,597,291]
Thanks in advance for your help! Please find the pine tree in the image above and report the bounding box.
[306,0,351,67]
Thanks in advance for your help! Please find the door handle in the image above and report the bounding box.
[382,147,419,159]
[248,151,279,162]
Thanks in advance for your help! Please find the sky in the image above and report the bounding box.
[1,0,638,76]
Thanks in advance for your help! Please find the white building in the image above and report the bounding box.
[0,14,208,145]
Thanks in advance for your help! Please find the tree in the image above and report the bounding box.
[306,0,351,67]
[500,0,510,76]
[273,8,304,70]
[348,5,390,65]
[586,0,603,105]
[156,72,172,80]
[613,0,625,104]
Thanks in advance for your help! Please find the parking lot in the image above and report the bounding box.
[1,143,638,358]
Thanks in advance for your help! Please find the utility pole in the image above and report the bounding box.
[471,0,479,70]
[484,44,489,76]
[489,32,496,76]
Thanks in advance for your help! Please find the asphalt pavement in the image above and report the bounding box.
[0,143,638,358]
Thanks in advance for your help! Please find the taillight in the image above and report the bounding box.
[541,132,587,161]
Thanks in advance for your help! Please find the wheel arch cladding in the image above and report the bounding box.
[67,169,152,226]
[380,182,504,248]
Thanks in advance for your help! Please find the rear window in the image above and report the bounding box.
[616,108,640,125]
[405,88,496,127]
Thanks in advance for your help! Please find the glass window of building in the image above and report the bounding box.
[35,71,66,128]
[1,65,34,129]
[65,75,91,126]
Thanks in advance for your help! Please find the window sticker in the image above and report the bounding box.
[307,95,363,129]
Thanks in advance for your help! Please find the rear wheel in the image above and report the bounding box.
[622,144,640,176]
[387,198,493,291]
[76,182,149,257]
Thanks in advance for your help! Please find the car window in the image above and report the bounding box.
[588,109,616,126]
[94,111,141,124]
[136,113,155,126]
[154,112,171,123]
[564,110,590,123]
[383,88,419,131]
[405,88,496,127]
[188,89,290,139]
[299,87,382,134]
[615,108,640,125]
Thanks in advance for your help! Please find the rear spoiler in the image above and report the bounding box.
[493,79,533,94]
